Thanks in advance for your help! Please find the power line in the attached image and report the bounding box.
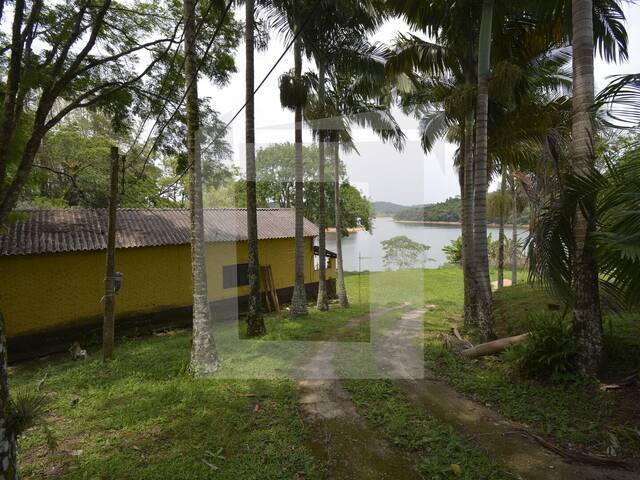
[158,7,319,197]
[133,0,235,175]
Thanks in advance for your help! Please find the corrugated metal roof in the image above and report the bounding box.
[0,208,319,257]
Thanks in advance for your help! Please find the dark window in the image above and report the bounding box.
[223,264,249,289]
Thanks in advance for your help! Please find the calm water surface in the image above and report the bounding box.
[325,217,526,272]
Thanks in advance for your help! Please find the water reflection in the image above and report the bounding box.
[325,217,526,272]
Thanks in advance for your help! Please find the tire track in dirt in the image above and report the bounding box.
[295,305,420,479]
[374,308,639,480]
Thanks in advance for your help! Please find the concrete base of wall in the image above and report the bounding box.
[8,280,336,363]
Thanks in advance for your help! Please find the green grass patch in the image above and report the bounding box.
[342,379,510,479]
[239,302,372,342]
[13,331,322,479]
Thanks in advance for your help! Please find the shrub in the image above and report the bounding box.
[442,236,463,265]
[504,313,578,381]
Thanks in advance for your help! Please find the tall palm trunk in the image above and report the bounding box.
[571,0,602,376]
[473,0,496,341]
[291,37,308,317]
[316,61,329,311]
[184,0,219,375]
[333,139,349,307]
[462,112,478,327]
[511,175,518,286]
[497,172,506,288]
[245,0,266,336]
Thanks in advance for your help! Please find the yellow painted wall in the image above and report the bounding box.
[0,237,334,337]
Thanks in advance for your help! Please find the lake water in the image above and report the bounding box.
[325,217,526,272]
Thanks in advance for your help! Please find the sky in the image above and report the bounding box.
[201,4,640,206]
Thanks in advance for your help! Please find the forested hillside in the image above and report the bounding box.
[392,196,529,224]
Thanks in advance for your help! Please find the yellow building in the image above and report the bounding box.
[0,208,335,360]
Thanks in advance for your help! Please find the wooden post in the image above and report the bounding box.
[103,146,119,360]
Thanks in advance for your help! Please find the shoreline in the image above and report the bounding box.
[391,219,529,228]
[325,226,366,233]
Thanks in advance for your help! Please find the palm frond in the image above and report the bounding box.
[596,73,640,128]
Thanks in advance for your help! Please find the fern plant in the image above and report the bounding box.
[504,313,578,381]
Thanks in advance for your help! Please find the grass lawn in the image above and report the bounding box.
[349,268,640,458]
[11,266,640,478]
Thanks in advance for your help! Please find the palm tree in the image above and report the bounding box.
[511,174,519,285]
[184,0,219,375]
[472,0,497,340]
[278,36,310,316]
[300,0,387,311]
[330,136,349,307]
[315,60,330,311]
[569,0,603,376]
[269,0,310,316]
[489,171,508,288]
[245,0,267,336]
[318,66,405,308]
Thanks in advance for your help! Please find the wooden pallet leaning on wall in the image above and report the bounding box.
[260,265,280,313]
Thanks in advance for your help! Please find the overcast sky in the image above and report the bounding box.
[202,4,640,206]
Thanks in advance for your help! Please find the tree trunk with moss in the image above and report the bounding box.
[244,0,266,336]
[184,0,219,375]
[571,0,602,376]
[333,140,349,308]
[473,0,496,341]
[511,175,518,286]
[291,37,308,317]
[0,312,17,480]
[462,113,478,327]
[497,172,506,288]
[316,61,329,311]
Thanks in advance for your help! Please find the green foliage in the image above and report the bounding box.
[488,234,526,269]
[381,235,430,270]
[8,389,48,437]
[226,143,373,232]
[372,201,407,216]
[394,195,530,224]
[442,235,463,264]
[530,139,640,308]
[279,72,310,110]
[394,197,461,222]
[504,313,578,381]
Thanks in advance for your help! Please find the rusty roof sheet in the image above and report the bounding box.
[0,208,319,256]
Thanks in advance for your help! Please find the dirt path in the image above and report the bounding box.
[295,306,420,479]
[375,308,638,480]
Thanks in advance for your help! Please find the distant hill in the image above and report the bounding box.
[393,197,461,222]
[373,201,412,216]
[392,195,530,224]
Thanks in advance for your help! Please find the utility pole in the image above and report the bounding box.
[103,146,119,360]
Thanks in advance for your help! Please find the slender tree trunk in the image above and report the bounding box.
[497,172,505,288]
[244,0,266,336]
[511,175,518,286]
[571,0,602,377]
[291,37,308,316]
[333,140,349,308]
[0,313,17,480]
[103,146,119,360]
[0,0,25,192]
[462,112,478,327]
[184,0,219,375]
[316,61,329,311]
[473,0,496,341]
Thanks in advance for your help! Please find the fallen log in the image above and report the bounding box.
[441,328,473,352]
[519,429,632,469]
[460,333,529,358]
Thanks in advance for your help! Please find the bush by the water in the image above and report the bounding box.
[504,313,578,381]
